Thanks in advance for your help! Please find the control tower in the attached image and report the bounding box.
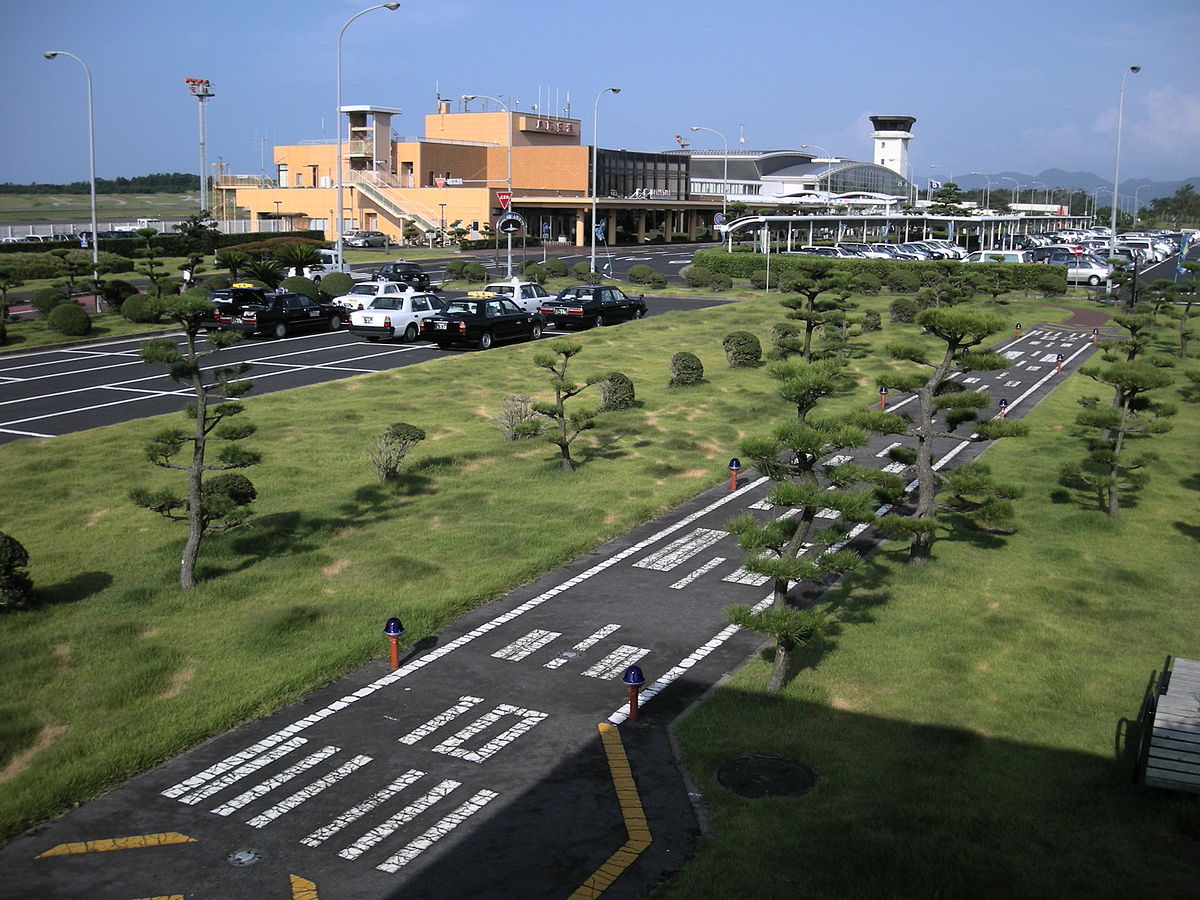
[870,115,916,177]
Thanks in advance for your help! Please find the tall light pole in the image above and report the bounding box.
[1031,181,1048,208]
[1110,65,1140,255]
[690,125,728,220]
[336,3,400,269]
[1132,183,1149,227]
[43,50,99,312]
[800,144,841,204]
[999,175,1020,208]
[590,87,620,276]
[183,77,215,215]
[969,172,993,210]
[928,164,953,196]
[462,93,513,277]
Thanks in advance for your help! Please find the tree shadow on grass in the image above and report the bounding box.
[33,570,114,607]
[1172,520,1200,543]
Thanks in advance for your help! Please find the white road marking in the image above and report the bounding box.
[398,696,485,746]
[338,779,461,861]
[723,567,770,586]
[669,557,726,589]
[211,745,340,816]
[581,645,651,680]
[633,527,727,571]
[882,462,908,473]
[544,624,622,669]
[170,736,308,804]
[875,442,901,457]
[376,789,500,873]
[824,454,853,466]
[246,755,372,828]
[301,769,426,847]
[492,630,561,661]
[1004,380,1022,387]
[429,705,549,763]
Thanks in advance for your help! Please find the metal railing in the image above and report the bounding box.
[349,175,439,232]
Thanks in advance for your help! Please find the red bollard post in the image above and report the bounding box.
[998,399,1009,419]
[879,386,888,410]
[1014,322,1022,340]
[1092,327,1100,345]
[622,665,646,723]
[1056,353,1063,374]
[627,684,640,723]
[383,618,406,671]
[728,458,741,492]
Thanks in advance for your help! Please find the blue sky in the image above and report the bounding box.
[3,0,1198,186]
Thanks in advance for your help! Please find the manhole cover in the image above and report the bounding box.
[716,755,817,798]
[226,848,263,867]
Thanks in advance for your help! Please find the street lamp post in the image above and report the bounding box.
[1132,183,1149,227]
[690,125,728,220]
[43,50,100,313]
[999,175,1020,208]
[438,202,447,243]
[462,93,514,277]
[928,164,953,200]
[590,87,620,276]
[1109,65,1141,259]
[336,4,400,272]
[969,172,994,210]
[800,144,841,207]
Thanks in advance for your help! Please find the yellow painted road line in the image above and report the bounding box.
[568,723,652,899]
[290,873,319,899]
[35,832,196,858]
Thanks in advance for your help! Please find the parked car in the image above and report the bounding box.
[421,297,542,349]
[202,284,273,330]
[835,242,891,259]
[896,242,939,259]
[371,261,432,290]
[347,291,445,342]
[963,250,1032,264]
[344,230,388,248]
[209,290,346,338]
[539,285,647,329]
[330,281,412,313]
[1063,259,1113,286]
[471,279,553,315]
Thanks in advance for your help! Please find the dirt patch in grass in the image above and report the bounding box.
[322,559,349,577]
[160,664,195,699]
[141,627,160,639]
[51,644,71,675]
[84,508,109,527]
[0,725,67,785]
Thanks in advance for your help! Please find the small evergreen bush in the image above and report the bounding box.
[1035,269,1067,297]
[863,310,882,332]
[318,272,353,299]
[0,531,33,611]
[31,288,68,316]
[121,293,161,323]
[543,258,568,277]
[770,323,802,356]
[46,302,92,336]
[887,268,921,293]
[684,265,712,288]
[280,275,321,299]
[709,272,733,291]
[600,372,636,411]
[889,297,919,323]
[522,263,547,284]
[749,270,769,289]
[99,279,140,311]
[668,351,704,387]
[627,264,655,285]
[853,273,882,295]
[445,259,468,279]
[649,272,668,289]
[202,275,231,291]
[368,423,427,481]
[722,331,763,368]
[571,261,593,280]
[463,263,488,283]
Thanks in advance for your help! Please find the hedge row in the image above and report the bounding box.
[691,249,1066,293]
[0,229,324,259]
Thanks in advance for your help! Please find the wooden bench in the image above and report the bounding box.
[1138,656,1200,793]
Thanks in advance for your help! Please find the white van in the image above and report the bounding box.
[964,250,1031,264]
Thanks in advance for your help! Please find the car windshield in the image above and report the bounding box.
[557,288,595,301]
[444,301,481,315]
[485,285,515,297]
[349,285,378,295]
[369,297,402,309]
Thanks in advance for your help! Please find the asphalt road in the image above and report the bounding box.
[0,320,1103,899]
[0,292,730,445]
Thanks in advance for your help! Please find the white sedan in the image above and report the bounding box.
[330,281,410,313]
[347,291,445,342]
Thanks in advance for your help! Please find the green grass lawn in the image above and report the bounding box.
[2,285,1194,898]
[0,193,201,224]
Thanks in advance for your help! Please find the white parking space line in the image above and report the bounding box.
[211,745,340,816]
[581,645,651,680]
[173,736,308,804]
[429,704,549,764]
[876,441,902,457]
[398,696,486,746]
[492,630,561,661]
[543,624,622,669]
[246,755,373,828]
[376,789,499,874]
[338,779,462,861]
[0,426,53,438]
[632,527,727,571]
[669,557,726,589]
[301,769,426,847]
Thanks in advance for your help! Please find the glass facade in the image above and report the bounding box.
[594,149,690,200]
[823,163,910,196]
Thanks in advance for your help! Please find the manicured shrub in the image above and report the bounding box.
[889,297,919,323]
[1035,269,1067,297]
[649,272,668,289]
[770,323,802,356]
[318,273,353,299]
[368,423,427,481]
[668,351,704,387]
[494,395,542,441]
[749,270,769,289]
[522,263,547,284]
[684,265,712,288]
[444,259,468,279]
[571,261,593,280]
[722,331,763,368]
[709,272,733,291]
[46,302,92,336]
[121,293,161,323]
[853,273,882,295]
[0,531,33,611]
[463,263,488,283]
[543,258,567,277]
[280,275,321,300]
[202,275,231,291]
[627,264,656,285]
[887,268,921,293]
[863,310,882,332]
[99,279,139,311]
[600,372,636,411]
[31,288,67,316]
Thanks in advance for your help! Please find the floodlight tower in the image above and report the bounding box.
[184,77,215,214]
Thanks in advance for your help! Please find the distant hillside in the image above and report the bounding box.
[958,169,1198,204]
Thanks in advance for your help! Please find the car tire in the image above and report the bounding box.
[273,322,288,339]
[529,322,543,341]
[311,275,321,285]
[329,313,344,330]
[437,342,451,351]
[1088,275,1101,286]
[403,322,418,342]
[478,331,494,350]
[637,307,646,319]
[593,314,604,328]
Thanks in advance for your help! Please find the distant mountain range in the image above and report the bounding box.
[954,170,1198,204]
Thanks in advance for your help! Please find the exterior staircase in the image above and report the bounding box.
[351,177,440,233]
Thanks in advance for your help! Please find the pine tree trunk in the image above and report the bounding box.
[766,638,791,693]
[180,345,208,590]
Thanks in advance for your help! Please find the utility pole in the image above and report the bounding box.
[184,78,215,214]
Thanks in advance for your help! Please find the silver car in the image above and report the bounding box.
[1064,258,1113,286]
